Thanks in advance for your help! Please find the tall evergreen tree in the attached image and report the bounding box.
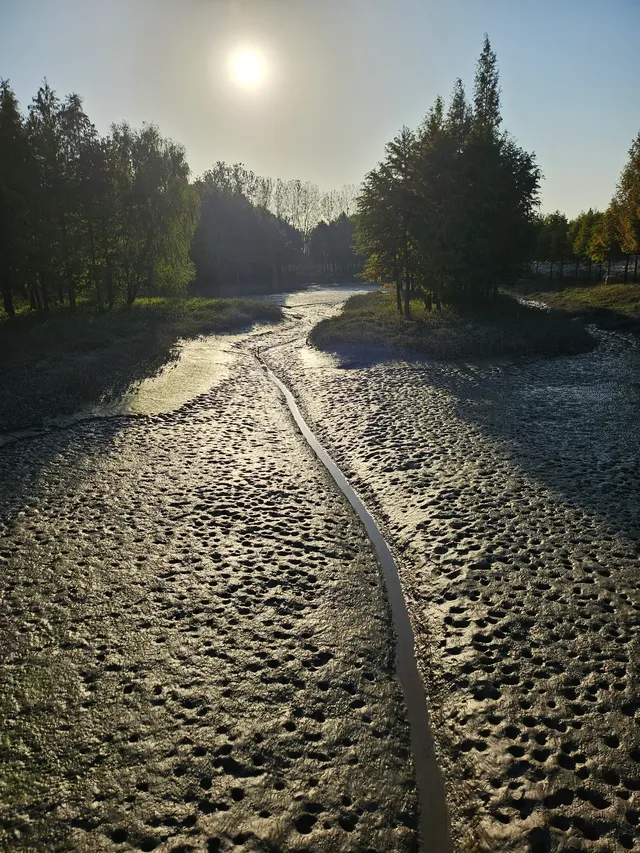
[357,126,417,315]
[473,35,502,137]
[355,38,539,312]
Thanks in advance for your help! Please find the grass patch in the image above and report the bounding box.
[514,279,640,330]
[0,297,283,432]
[310,289,595,361]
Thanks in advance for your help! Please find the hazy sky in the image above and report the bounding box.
[2,0,639,216]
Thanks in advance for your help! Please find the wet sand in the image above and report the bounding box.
[0,327,418,851]
[262,289,640,852]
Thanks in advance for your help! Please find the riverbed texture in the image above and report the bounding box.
[1,285,639,853]
[265,288,640,853]
[0,322,418,852]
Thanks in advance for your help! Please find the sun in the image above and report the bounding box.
[231,50,266,89]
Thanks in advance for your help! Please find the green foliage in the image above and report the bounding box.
[191,167,302,295]
[571,209,599,261]
[536,211,570,263]
[588,206,622,265]
[355,38,541,315]
[308,214,362,276]
[614,131,640,255]
[0,80,199,317]
[0,80,31,318]
[536,128,640,278]
[190,164,361,294]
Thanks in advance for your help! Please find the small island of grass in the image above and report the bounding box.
[310,288,595,360]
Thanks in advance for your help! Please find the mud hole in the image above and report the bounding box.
[0,335,417,852]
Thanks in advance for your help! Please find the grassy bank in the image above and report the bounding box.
[0,298,283,433]
[514,279,640,331]
[310,289,595,360]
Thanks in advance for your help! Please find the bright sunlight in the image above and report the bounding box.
[230,49,266,89]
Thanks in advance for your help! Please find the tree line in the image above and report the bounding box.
[534,136,640,282]
[355,37,541,317]
[0,81,199,318]
[191,162,359,296]
[0,79,361,318]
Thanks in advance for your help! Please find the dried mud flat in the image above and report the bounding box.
[0,341,418,851]
[264,289,640,853]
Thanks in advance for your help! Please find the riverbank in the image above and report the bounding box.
[0,298,283,433]
[514,278,640,332]
[310,289,595,360]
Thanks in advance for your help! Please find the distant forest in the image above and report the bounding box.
[0,79,361,318]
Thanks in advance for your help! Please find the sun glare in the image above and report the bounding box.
[231,50,266,89]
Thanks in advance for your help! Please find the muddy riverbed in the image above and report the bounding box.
[0,290,419,852]
[262,288,640,853]
[1,285,639,853]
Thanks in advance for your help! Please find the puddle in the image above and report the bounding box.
[85,335,235,417]
[0,336,238,447]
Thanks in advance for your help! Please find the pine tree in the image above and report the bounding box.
[473,35,501,138]
[357,126,417,316]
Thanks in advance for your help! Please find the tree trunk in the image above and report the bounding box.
[575,259,580,279]
[396,280,402,314]
[424,292,432,312]
[2,283,15,318]
[623,254,630,283]
[587,259,592,281]
[403,278,410,319]
[40,275,50,315]
[28,286,37,311]
[57,285,65,305]
[549,262,554,279]
[127,279,136,305]
[105,249,114,310]
[535,260,539,275]
[559,260,564,280]
[89,222,103,312]
[607,259,611,278]
[634,254,638,283]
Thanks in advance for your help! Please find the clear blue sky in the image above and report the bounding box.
[2,0,639,217]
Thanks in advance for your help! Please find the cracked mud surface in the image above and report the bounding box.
[263,289,640,853]
[0,326,418,852]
